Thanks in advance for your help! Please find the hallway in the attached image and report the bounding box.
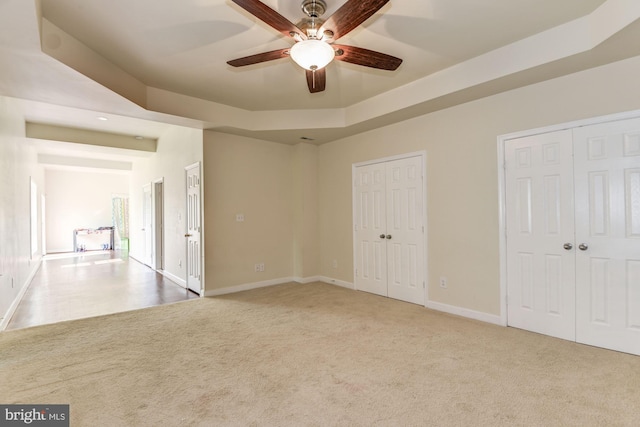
[5,251,198,330]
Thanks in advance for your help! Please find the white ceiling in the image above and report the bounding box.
[2,0,640,147]
[39,0,606,111]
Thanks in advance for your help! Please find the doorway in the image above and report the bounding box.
[141,181,165,271]
[353,153,426,305]
[112,194,130,251]
[142,184,153,267]
[153,179,164,271]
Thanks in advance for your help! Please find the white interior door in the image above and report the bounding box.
[142,184,153,267]
[505,117,640,356]
[186,163,202,294]
[574,119,640,355]
[354,162,388,297]
[354,155,425,305]
[505,130,576,341]
[385,156,425,304]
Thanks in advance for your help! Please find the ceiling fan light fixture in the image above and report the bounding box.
[290,39,335,71]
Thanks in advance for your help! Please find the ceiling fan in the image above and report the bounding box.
[227,0,402,93]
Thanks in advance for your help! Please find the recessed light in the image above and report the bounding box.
[97,116,108,121]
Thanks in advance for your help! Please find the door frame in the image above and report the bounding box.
[142,183,153,267]
[497,108,640,327]
[352,151,428,306]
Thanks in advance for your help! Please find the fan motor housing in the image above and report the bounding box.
[301,0,327,18]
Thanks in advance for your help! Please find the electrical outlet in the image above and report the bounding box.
[439,276,448,288]
[255,263,265,272]
[236,213,245,222]
[332,259,338,269]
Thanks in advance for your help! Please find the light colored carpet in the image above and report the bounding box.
[1,282,639,426]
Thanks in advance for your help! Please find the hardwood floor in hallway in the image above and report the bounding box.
[5,251,198,330]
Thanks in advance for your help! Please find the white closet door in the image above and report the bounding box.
[354,162,388,297]
[574,118,640,355]
[505,130,576,341]
[386,156,425,305]
[354,156,425,305]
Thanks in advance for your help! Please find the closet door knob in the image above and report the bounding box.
[563,243,573,250]
[579,243,589,251]
[386,235,392,240]
[379,234,386,239]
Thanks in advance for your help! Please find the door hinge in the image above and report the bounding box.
[354,224,358,231]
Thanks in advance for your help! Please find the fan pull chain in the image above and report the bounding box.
[311,66,317,88]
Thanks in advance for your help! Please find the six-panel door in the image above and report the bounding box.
[505,130,576,341]
[186,163,202,294]
[506,117,640,356]
[574,119,640,355]
[354,156,425,305]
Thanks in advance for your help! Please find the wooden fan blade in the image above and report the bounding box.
[227,48,290,67]
[333,44,402,70]
[231,0,307,40]
[306,69,326,93]
[321,0,389,40]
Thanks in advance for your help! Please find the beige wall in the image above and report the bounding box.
[204,132,311,291]
[0,97,45,323]
[5,54,639,322]
[292,143,319,279]
[317,55,640,316]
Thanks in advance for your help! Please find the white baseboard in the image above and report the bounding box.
[0,258,42,331]
[317,276,355,290]
[319,278,501,326]
[204,275,357,297]
[204,277,298,297]
[46,248,74,255]
[292,275,324,284]
[425,300,504,326]
[128,256,187,289]
[129,254,145,266]
[200,275,502,327]
[159,270,186,288]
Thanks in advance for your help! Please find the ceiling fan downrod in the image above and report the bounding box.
[299,0,330,39]
[301,0,327,18]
